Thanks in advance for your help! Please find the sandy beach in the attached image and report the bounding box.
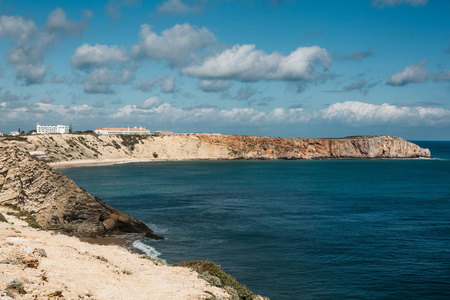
[48,158,158,168]
[0,206,230,299]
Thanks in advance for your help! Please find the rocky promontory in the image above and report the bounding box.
[0,134,430,166]
[0,148,162,239]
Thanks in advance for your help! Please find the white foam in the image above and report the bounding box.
[132,240,165,263]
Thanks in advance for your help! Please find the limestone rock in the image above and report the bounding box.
[0,148,163,239]
[0,134,430,164]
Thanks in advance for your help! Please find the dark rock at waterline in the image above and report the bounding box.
[0,148,163,239]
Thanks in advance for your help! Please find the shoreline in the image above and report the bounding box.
[49,158,158,168]
[49,155,436,169]
[0,206,231,300]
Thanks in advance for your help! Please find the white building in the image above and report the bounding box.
[36,124,70,134]
[9,131,20,136]
[95,127,150,135]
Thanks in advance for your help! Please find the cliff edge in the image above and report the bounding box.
[0,134,430,164]
[0,148,163,239]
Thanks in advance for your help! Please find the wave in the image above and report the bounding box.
[132,240,166,263]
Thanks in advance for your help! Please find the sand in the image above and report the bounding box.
[0,206,230,300]
[48,158,157,168]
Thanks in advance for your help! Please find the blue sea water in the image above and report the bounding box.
[60,141,450,299]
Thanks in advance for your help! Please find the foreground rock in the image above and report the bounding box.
[0,207,232,300]
[0,148,162,239]
[0,134,430,165]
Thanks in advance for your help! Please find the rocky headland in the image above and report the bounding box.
[0,148,162,239]
[0,134,431,167]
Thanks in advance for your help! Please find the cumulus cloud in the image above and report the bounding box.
[105,0,142,19]
[158,0,201,15]
[0,8,91,85]
[44,8,90,36]
[321,101,450,125]
[131,23,217,67]
[135,97,163,109]
[1,98,449,135]
[182,44,331,87]
[198,80,232,92]
[83,67,133,94]
[372,0,428,7]
[71,44,128,70]
[0,16,36,41]
[387,61,429,86]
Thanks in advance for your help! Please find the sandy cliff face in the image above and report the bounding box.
[0,148,162,238]
[0,134,430,163]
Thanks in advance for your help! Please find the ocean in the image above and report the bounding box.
[60,141,450,299]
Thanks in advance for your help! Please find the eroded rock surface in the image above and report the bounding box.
[0,148,162,238]
[0,134,430,163]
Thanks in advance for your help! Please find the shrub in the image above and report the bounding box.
[0,212,7,223]
[7,280,27,295]
[180,260,254,300]
[153,152,158,158]
[5,207,43,229]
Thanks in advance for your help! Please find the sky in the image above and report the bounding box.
[0,0,449,139]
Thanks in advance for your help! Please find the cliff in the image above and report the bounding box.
[0,148,163,239]
[0,134,430,164]
[0,207,235,300]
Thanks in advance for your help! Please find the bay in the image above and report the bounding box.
[60,141,450,299]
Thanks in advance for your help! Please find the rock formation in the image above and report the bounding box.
[0,148,163,239]
[0,134,430,163]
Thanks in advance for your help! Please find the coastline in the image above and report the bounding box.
[49,158,158,168]
[0,206,232,300]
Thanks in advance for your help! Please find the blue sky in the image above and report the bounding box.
[0,0,449,139]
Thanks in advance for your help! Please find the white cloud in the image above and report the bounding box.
[83,67,132,94]
[372,0,428,8]
[71,44,128,70]
[0,16,36,41]
[387,61,429,86]
[0,8,90,85]
[321,101,450,125]
[135,97,163,109]
[182,44,331,83]
[44,7,90,36]
[131,23,217,67]
[198,80,232,92]
[1,98,449,135]
[158,0,201,15]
